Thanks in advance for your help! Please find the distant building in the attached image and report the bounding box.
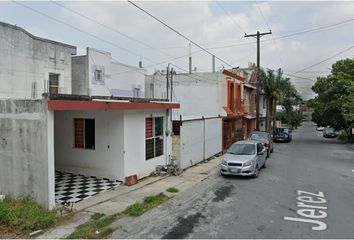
[72,47,146,98]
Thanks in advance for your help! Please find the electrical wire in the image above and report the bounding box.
[215,0,246,34]
[127,0,234,68]
[294,44,354,74]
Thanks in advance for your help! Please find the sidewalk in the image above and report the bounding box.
[38,155,222,239]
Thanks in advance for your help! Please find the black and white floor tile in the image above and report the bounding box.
[55,171,121,206]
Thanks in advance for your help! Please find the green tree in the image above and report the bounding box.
[311,57,354,138]
[261,68,302,132]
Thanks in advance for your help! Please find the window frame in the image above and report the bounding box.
[145,117,164,160]
[74,118,95,150]
[94,69,103,82]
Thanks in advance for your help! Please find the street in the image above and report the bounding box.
[112,121,354,239]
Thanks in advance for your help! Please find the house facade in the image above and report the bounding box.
[221,69,245,152]
[0,22,179,208]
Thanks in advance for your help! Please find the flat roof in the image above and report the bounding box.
[46,94,180,111]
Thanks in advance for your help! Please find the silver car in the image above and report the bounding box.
[220,140,267,178]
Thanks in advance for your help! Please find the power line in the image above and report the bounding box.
[51,0,206,72]
[254,1,271,31]
[294,44,354,74]
[127,0,234,68]
[215,0,246,34]
[12,1,158,65]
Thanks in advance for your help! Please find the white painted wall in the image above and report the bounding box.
[54,108,172,181]
[72,47,146,97]
[123,109,171,179]
[146,72,224,119]
[0,22,76,99]
[179,118,222,169]
[54,110,125,181]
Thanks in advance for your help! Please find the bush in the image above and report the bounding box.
[124,193,168,217]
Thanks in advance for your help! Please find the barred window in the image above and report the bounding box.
[145,117,164,160]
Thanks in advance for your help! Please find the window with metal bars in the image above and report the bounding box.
[74,118,95,150]
[145,117,164,160]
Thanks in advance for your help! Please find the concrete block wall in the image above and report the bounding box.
[0,99,53,208]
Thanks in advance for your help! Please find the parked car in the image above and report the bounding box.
[323,127,336,138]
[273,127,292,143]
[316,126,325,131]
[248,131,273,158]
[220,140,267,178]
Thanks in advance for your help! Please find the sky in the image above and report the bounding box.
[1,1,354,100]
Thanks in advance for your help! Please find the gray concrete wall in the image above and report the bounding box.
[0,99,52,208]
[72,55,88,95]
[0,21,77,99]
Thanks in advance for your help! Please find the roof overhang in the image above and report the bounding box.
[222,69,245,81]
[48,100,180,111]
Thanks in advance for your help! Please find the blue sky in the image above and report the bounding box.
[1,1,354,99]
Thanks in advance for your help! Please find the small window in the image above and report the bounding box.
[145,117,164,160]
[94,69,103,82]
[49,73,59,94]
[133,87,140,97]
[74,118,95,150]
[257,143,263,153]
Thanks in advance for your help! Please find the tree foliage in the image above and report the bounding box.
[261,68,302,130]
[311,57,354,137]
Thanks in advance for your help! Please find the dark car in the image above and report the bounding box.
[248,131,273,158]
[273,127,292,143]
[323,127,336,138]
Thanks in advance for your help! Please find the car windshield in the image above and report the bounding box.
[250,133,266,140]
[227,144,255,155]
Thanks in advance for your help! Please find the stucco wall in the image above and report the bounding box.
[124,109,171,179]
[72,56,88,95]
[0,22,76,99]
[54,110,125,181]
[54,109,172,181]
[179,118,222,169]
[0,99,54,208]
[146,72,223,119]
[83,48,146,97]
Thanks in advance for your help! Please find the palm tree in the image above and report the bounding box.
[261,68,298,133]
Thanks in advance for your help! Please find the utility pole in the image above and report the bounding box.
[166,64,170,100]
[245,30,272,131]
[170,67,174,102]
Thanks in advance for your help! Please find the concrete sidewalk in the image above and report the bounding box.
[38,155,222,239]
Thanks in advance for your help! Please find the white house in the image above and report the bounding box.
[0,21,179,208]
[0,21,76,99]
[72,47,146,98]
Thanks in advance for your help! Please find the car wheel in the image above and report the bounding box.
[253,165,259,178]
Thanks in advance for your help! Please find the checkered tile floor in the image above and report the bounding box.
[55,171,121,205]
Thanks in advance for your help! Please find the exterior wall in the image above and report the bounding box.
[146,72,224,119]
[72,48,146,97]
[0,22,76,99]
[72,56,88,95]
[54,108,172,181]
[0,99,55,208]
[123,109,171,179]
[179,118,222,169]
[54,110,125,181]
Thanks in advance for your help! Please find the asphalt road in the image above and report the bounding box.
[112,121,354,238]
